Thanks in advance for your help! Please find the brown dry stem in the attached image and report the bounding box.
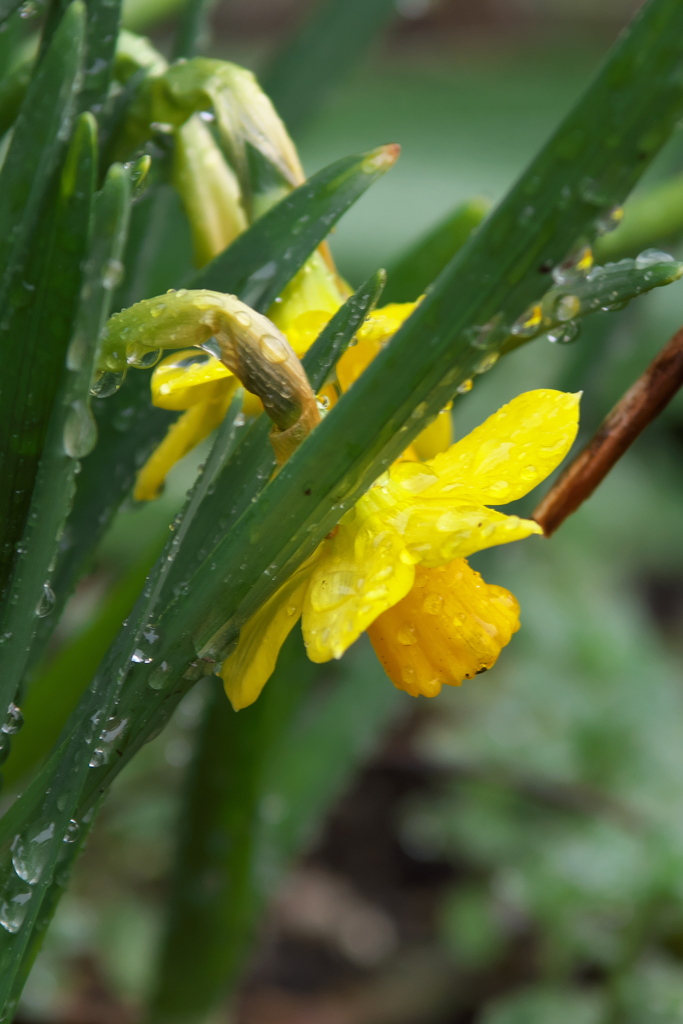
[534,325,683,536]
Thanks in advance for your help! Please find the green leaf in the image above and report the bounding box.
[0,94,91,598]
[0,0,25,26]
[261,0,397,136]
[2,540,162,788]
[0,155,133,724]
[189,145,398,305]
[171,0,215,60]
[0,0,84,302]
[0,110,97,688]
[383,198,491,304]
[40,0,121,117]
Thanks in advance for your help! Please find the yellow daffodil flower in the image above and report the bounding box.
[134,291,452,500]
[221,388,580,710]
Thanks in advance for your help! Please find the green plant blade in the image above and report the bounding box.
[0,103,92,600]
[0,1,84,304]
[40,0,120,117]
[172,0,215,59]
[2,540,162,788]
[0,0,24,26]
[0,155,132,724]
[188,146,398,305]
[261,0,397,135]
[383,197,491,304]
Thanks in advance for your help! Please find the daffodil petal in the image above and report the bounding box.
[396,502,542,565]
[220,566,312,711]
[134,384,236,501]
[152,349,233,410]
[302,512,415,663]
[336,301,418,393]
[412,407,453,461]
[367,559,520,697]
[423,389,580,504]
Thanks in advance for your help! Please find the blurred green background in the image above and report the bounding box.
[17,0,683,1021]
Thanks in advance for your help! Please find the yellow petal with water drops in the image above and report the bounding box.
[356,302,417,344]
[269,249,344,346]
[423,389,580,505]
[302,512,415,663]
[221,562,314,711]
[367,559,520,698]
[396,501,542,566]
[134,381,237,501]
[152,349,234,410]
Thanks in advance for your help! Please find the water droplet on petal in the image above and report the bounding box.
[423,594,443,614]
[260,334,289,364]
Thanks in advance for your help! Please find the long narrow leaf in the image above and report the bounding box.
[0,161,134,1004]
[0,144,134,724]
[0,1,84,302]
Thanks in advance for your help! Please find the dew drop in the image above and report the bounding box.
[260,334,289,364]
[63,820,80,844]
[456,378,473,394]
[63,400,97,458]
[423,594,443,615]
[397,626,418,646]
[90,369,126,398]
[553,294,581,321]
[12,822,55,884]
[35,583,55,618]
[0,886,32,933]
[473,351,499,375]
[126,344,162,369]
[2,703,23,735]
[131,648,153,664]
[101,259,124,290]
[635,248,676,270]
[149,661,171,690]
